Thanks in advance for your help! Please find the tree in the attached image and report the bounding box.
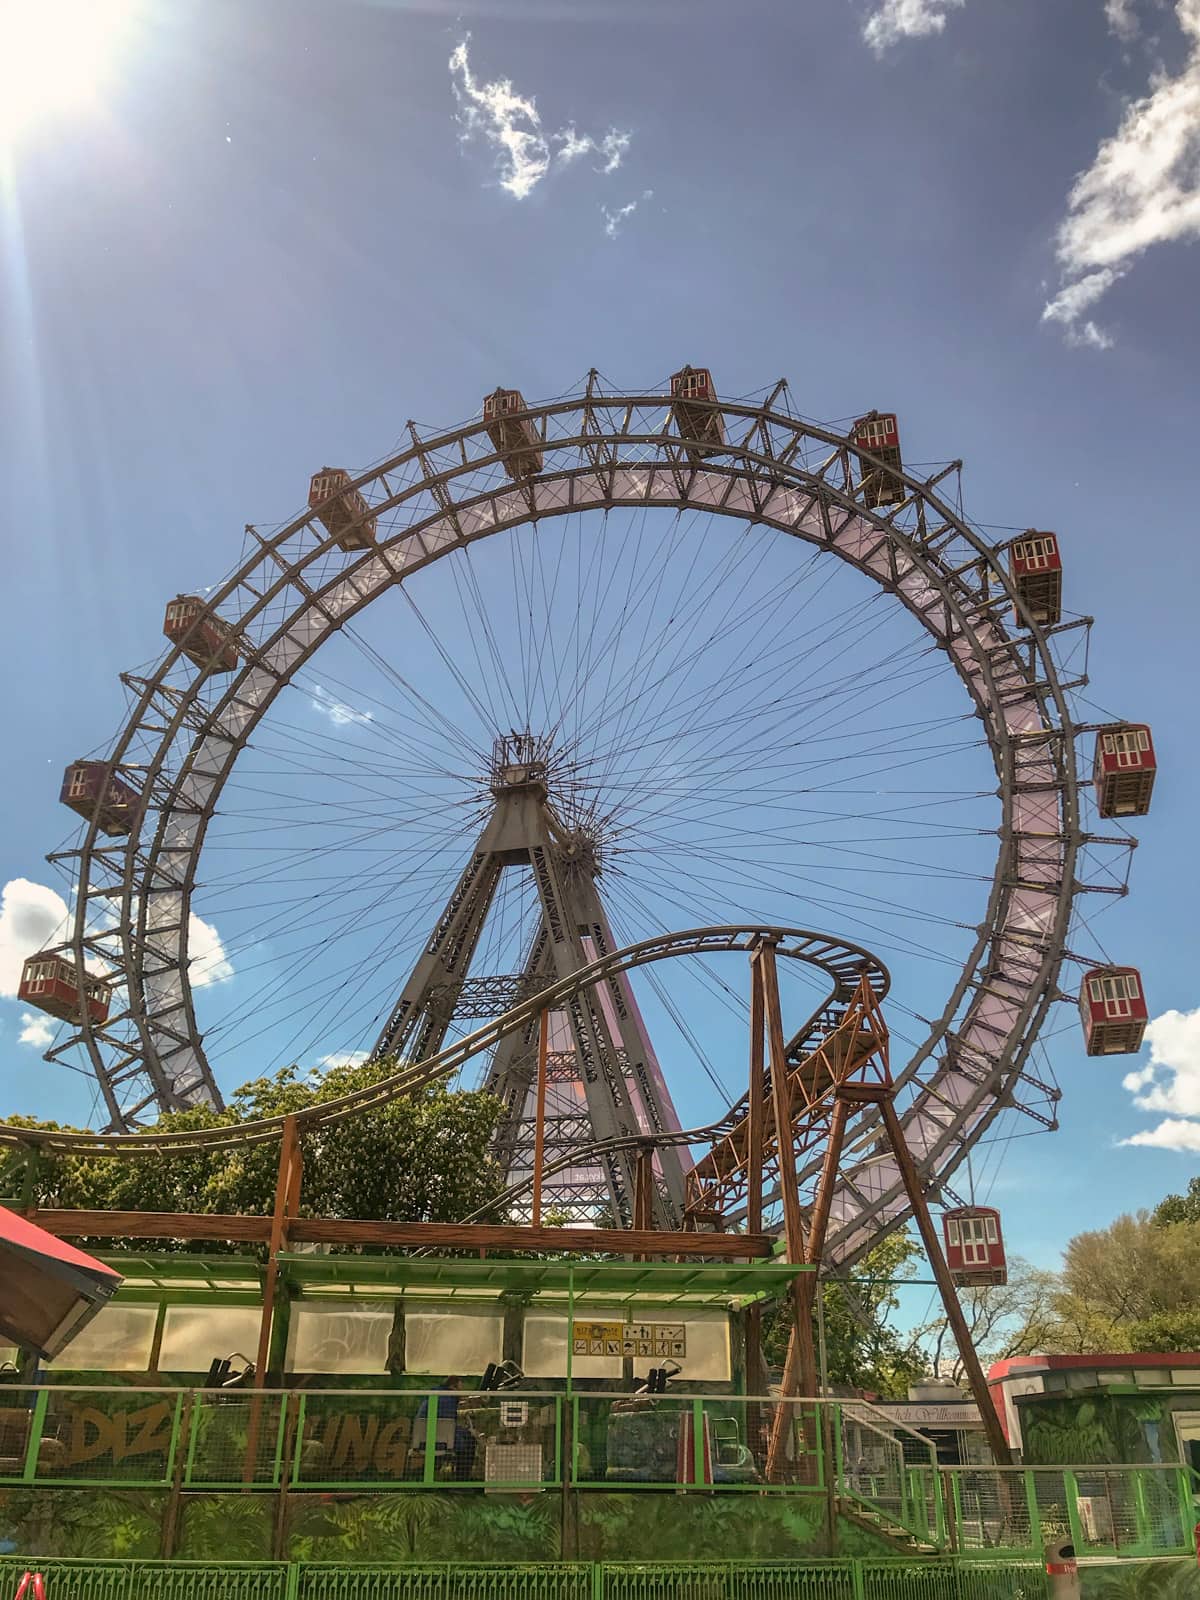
[1153,1175,1200,1227]
[1048,1211,1200,1352]
[762,1231,927,1398]
[916,1255,1059,1381]
[0,1061,507,1248]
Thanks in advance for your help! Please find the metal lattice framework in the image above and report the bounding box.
[28,372,1132,1262]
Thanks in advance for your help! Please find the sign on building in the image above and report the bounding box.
[571,1319,687,1359]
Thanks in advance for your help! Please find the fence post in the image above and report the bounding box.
[1063,1470,1086,1557]
[20,1390,48,1484]
[285,1559,301,1600]
[849,1556,866,1600]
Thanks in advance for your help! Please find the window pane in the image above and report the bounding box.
[403,1306,503,1376]
[50,1305,158,1372]
[286,1302,394,1375]
[159,1305,263,1372]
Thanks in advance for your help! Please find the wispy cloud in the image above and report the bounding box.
[1042,0,1200,347]
[311,686,373,727]
[318,1050,369,1070]
[1120,1005,1200,1149]
[18,1012,54,1049]
[449,36,632,205]
[861,0,966,53]
[602,189,653,238]
[1106,0,1141,39]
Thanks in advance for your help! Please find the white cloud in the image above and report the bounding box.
[1122,1118,1200,1151]
[311,686,373,727]
[0,878,71,997]
[862,0,965,52]
[1106,0,1141,38]
[18,1012,54,1049]
[1119,1007,1200,1151]
[602,189,654,238]
[1042,0,1200,345]
[188,913,233,988]
[318,1050,369,1070]
[449,37,632,202]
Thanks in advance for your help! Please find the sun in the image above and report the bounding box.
[0,0,140,144]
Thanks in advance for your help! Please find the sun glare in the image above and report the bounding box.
[0,0,139,144]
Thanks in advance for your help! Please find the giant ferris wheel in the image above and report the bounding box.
[14,368,1156,1261]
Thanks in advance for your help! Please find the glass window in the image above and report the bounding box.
[946,1219,960,1245]
[1089,979,1103,1002]
[286,1301,394,1375]
[49,1304,158,1371]
[158,1305,263,1372]
[402,1305,504,1375]
[985,1216,999,1244]
[524,1307,624,1379]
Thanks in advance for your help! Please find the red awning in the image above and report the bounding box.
[0,1206,122,1362]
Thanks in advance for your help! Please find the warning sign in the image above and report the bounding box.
[571,1320,687,1359]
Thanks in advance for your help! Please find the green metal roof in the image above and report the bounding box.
[276,1253,808,1306]
[100,1254,264,1292]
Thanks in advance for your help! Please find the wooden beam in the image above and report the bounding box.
[28,1209,777,1259]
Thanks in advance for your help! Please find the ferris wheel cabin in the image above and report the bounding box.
[1009,530,1062,627]
[18,954,111,1027]
[852,413,904,509]
[943,1206,1008,1287]
[309,468,378,551]
[1094,723,1156,818]
[60,761,141,837]
[163,596,240,673]
[1080,966,1148,1056]
[670,366,725,459]
[483,389,544,480]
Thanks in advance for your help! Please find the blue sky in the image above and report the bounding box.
[1,0,1198,1269]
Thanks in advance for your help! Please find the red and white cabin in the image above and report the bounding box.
[943,1205,1008,1287]
[309,468,378,551]
[164,595,240,673]
[670,366,725,459]
[1080,966,1148,1056]
[852,413,903,509]
[18,953,111,1028]
[482,389,544,480]
[1094,723,1156,818]
[60,761,141,837]
[1009,530,1062,628]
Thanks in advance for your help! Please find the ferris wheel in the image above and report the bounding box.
[14,367,1156,1262]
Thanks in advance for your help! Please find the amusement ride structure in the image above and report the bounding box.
[7,370,1157,1442]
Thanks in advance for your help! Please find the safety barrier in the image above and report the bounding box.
[0,1559,1051,1600]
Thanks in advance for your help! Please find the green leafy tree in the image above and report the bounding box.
[761,1231,926,1397]
[1,1061,506,1247]
[1153,1176,1200,1227]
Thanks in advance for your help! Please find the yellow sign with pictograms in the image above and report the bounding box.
[571,1319,687,1359]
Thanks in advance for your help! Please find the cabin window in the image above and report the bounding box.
[159,1305,263,1371]
[985,1215,999,1244]
[49,1304,159,1372]
[1103,729,1150,764]
[403,1305,504,1376]
[946,1219,960,1245]
[286,1300,394,1375]
[68,769,90,798]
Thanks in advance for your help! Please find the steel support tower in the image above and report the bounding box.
[370,735,689,1226]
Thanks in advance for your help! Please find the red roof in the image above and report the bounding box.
[0,1207,121,1280]
[988,1351,1200,1383]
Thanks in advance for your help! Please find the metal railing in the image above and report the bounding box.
[0,1559,1052,1600]
[571,1392,825,1490]
[836,1399,944,1547]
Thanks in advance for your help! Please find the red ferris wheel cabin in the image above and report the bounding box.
[60,761,141,837]
[852,413,904,509]
[1080,966,1148,1055]
[670,366,725,460]
[943,1206,1008,1287]
[482,390,544,481]
[1094,723,1156,818]
[309,468,378,551]
[1008,530,1062,627]
[18,953,111,1028]
[163,595,240,673]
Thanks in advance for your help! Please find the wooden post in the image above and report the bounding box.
[745,963,768,1402]
[531,1009,550,1227]
[879,1096,1011,1466]
[254,1114,302,1387]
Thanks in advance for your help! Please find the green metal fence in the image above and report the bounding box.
[0,1560,1051,1600]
